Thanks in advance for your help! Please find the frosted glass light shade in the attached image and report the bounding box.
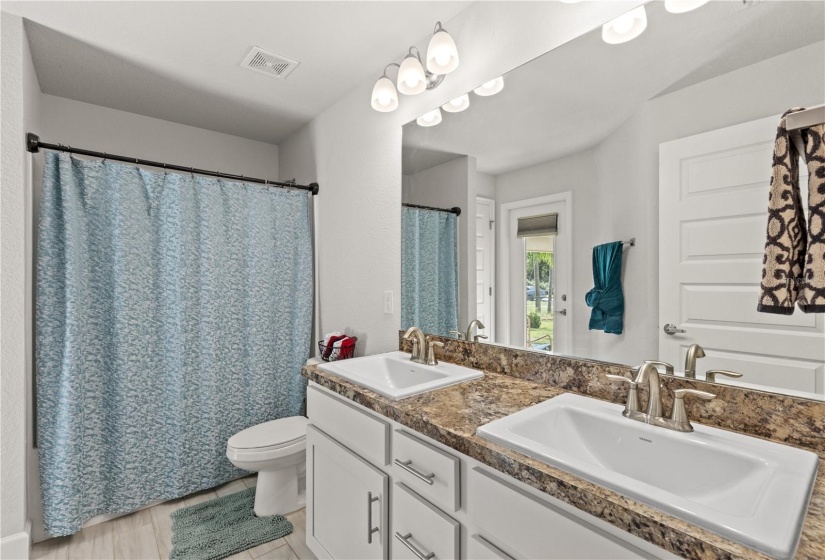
[664,0,710,13]
[371,76,398,112]
[602,6,647,44]
[442,94,470,113]
[558,0,582,3]
[426,29,459,74]
[397,55,426,95]
[417,108,442,127]
[473,76,504,97]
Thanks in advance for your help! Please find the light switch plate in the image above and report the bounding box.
[383,291,393,314]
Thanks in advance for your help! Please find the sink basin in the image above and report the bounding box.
[477,393,818,559]
[317,351,483,400]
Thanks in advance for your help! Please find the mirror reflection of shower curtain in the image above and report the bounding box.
[36,153,313,537]
[401,207,459,336]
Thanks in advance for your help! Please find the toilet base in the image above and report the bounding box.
[254,464,306,517]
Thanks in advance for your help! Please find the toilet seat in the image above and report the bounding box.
[226,417,308,463]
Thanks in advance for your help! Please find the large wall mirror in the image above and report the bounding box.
[401,0,825,399]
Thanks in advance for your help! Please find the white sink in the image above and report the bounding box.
[477,393,818,559]
[317,351,483,400]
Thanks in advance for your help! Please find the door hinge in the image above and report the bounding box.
[489,220,495,230]
[489,287,493,296]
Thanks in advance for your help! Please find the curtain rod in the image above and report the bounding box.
[26,133,319,195]
[402,202,461,216]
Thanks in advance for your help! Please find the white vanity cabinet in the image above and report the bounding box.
[306,383,673,560]
[306,425,389,560]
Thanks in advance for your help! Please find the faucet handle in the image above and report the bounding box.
[606,374,641,416]
[425,338,444,366]
[644,360,674,377]
[448,330,466,340]
[473,334,488,343]
[705,369,743,383]
[670,389,715,432]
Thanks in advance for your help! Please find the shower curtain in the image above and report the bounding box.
[36,153,313,536]
[401,207,459,336]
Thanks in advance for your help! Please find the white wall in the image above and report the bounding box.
[1,12,41,558]
[278,1,644,356]
[38,95,279,179]
[493,40,825,367]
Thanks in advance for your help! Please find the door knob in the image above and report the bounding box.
[663,323,686,335]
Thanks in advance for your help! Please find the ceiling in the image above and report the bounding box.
[402,0,825,176]
[2,1,471,145]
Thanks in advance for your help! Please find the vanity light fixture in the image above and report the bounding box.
[664,0,710,13]
[371,73,399,112]
[602,6,647,44]
[558,0,582,3]
[473,76,504,97]
[370,21,459,112]
[397,51,427,95]
[442,94,470,113]
[417,108,443,127]
[426,22,460,74]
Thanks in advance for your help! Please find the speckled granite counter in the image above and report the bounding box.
[301,363,825,560]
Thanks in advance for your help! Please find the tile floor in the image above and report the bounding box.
[30,476,316,560]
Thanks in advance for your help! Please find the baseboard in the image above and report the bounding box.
[0,520,31,560]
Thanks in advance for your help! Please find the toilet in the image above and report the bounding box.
[226,416,308,517]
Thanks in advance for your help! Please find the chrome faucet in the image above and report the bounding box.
[608,361,715,433]
[637,362,664,419]
[684,343,706,378]
[465,319,486,342]
[448,330,466,340]
[403,327,427,364]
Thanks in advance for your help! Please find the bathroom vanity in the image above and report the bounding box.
[303,382,670,560]
[302,336,825,560]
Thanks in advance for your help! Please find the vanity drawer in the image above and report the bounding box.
[468,467,657,560]
[307,385,390,466]
[391,482,459,560]
[392,429,460,511]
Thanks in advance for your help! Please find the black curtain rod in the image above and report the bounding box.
[26,133,319,195]
[402,202,461,216]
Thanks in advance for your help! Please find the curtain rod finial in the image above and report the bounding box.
[27,133,41,153]
[451,206,461,216]
[310,183,320,195]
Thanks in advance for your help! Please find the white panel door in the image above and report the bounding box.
[659,115,824,395]
[306,425,389,560]
[476,197,495,340]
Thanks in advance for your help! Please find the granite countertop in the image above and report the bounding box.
[302,363,825,560]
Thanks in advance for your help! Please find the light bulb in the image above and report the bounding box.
[370,75,398,112]
[426,25,460,75]
[664,0,710,13]
[416,108,443,127]
[602,6,647,44]
[442,94,469,113]
[473,76,504,97]
[397,54,426,95]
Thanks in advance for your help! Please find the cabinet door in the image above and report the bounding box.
[307,425,389,560]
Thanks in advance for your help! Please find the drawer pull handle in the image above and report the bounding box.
[394,459,435,485]
[367,492,379,544]
[474,535,515,560]
[395,532,435,560]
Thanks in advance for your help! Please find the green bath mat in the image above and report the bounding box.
[170,486,293,560]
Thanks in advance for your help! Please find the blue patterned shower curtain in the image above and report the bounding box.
[401,207,459,336]
[36,153,313,536]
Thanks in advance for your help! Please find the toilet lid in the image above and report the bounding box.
[228,417,308,450]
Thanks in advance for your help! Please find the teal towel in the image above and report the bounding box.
[585,241,624,334]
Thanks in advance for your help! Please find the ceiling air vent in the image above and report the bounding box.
[241,46,299,79]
